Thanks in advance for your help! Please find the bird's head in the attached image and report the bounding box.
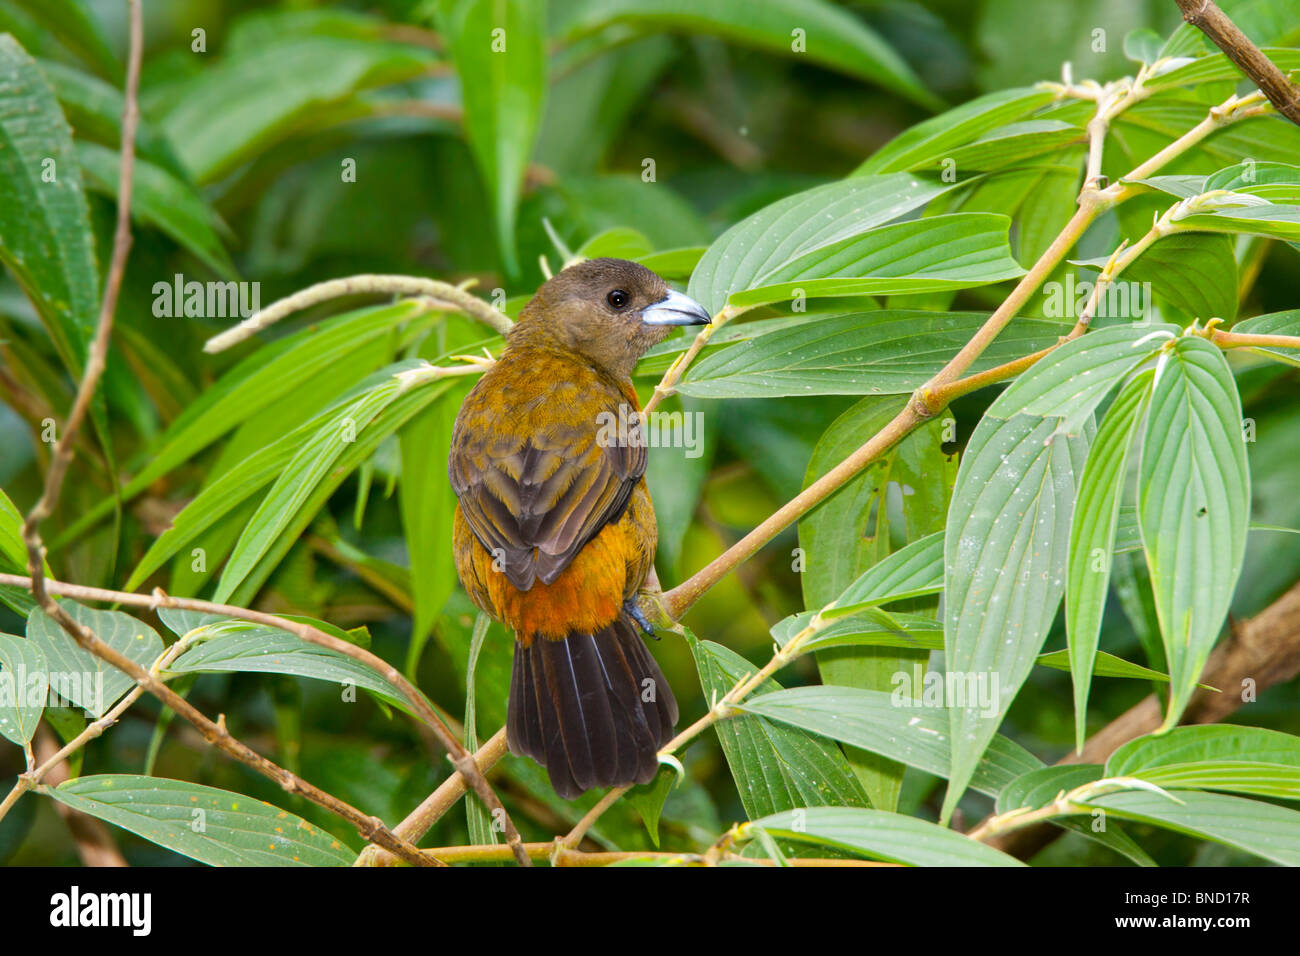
[510,257,711,379]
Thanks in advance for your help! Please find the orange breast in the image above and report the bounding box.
[454,482,656,644]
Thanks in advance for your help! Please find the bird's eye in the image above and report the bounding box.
[606,289,630,310]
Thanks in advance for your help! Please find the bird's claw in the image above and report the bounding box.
[625,598,657,639]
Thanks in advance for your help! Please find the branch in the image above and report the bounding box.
[1175,0,1300,126]
[356,728,509,866]
[0,573,533,867]
[202,275,513,353]
[4,586,434,865]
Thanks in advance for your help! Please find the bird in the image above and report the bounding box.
[448,257,711,799]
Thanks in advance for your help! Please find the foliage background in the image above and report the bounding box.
[0,0,1298,865]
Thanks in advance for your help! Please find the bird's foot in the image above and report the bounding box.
[624,598,657,639]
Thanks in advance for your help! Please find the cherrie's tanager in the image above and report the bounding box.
[449,258,711,798]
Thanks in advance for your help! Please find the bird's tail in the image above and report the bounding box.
[507,615,678,799]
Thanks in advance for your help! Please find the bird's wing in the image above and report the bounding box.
[450,406,645,591]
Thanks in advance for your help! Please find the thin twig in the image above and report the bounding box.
[202,275,512,353]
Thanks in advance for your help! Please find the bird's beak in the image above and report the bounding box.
[640,289,711,326]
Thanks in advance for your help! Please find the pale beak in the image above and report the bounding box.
[640,288,711,326]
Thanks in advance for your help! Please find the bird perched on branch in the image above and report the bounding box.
[449,258,711,798]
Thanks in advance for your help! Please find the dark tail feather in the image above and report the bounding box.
[507,615,678,799]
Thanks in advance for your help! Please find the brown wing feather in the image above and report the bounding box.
[449,352,645,592]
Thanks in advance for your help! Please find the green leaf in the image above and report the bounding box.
[9,0,119,80]
[134,375,455,602]
[0,35,98,377]
[625,765,678,848]
[790,613,1174,683]
[1205,160,1300,204]
[213,369,412,603]
[1123,28,1164,64]
[0,632,46,745]
[1065,369,1154,752]
[940,414,1089,823]
[721,213,1025,310]
[934,121,1083,174]
[940,325,1178,821]
[1142,47,1300,94]
[399,364,469,676]
[46,774,356,866]
[25,601,164,718]
[687,631,870,818]
[163,36,436,182]
[42,707,85,778]
[1138,337,1249,729]
[1107,725,1300,800]
[857,87,1058,175]
[1124,234,1238,322]
[634,246,705,279]
[829,531,946,611]
[995,764,1157,867]
[738,686,1042,797]
[576,226,653,260]
[799,394,953,810]
[554,0,939,109]
[1232,309,1300,366]
[159,612,409,711]
[442,0,547,277]
[0,487,28,574]
[1172,195,1300,242]
[1083,790,1300,867]
[687,175,954,315]
[39,59,189,179]
[997,764,1104,813]
[92,301,433,546]
[463,613,499,852]
[75,141,236,278]
[751,806,1024,866]
[679,311,1063,399]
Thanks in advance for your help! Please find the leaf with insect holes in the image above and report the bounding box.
[1138,338,1249,730]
